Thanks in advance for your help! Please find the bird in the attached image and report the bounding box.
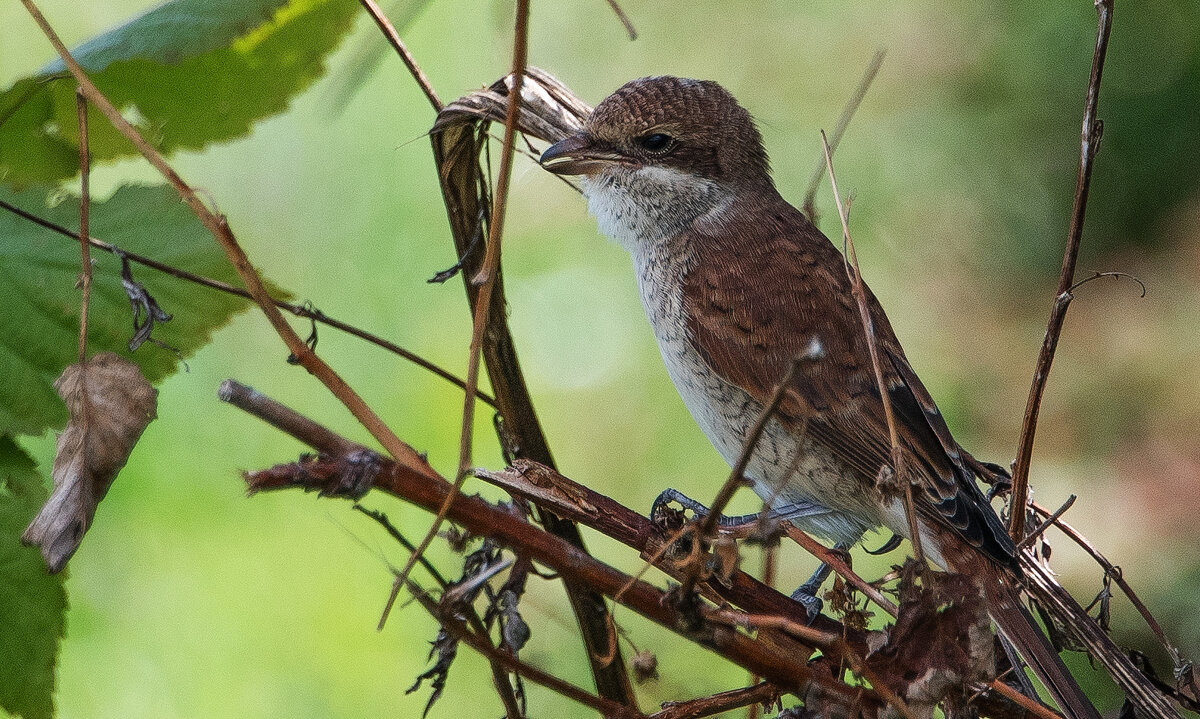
[539,75,1099,719]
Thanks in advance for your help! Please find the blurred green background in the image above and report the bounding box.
[2,0,1198,716]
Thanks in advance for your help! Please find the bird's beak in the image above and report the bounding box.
[540,133,626,176]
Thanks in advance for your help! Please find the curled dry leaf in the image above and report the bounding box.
[22,352,157,572]
[864,562,995,719]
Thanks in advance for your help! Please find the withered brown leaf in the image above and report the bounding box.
[22,352,157,572]
[864,562,996,719]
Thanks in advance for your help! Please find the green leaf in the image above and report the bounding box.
[0,0,360,186]
[0,437,65,719]
[0,184,285,436]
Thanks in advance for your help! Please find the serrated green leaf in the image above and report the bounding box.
[0,184,287,436]
[0,437,65,719]
[0,0,360,186]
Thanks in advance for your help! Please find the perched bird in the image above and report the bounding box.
[540,76,1098,719]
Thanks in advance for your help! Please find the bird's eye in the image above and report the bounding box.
[639,133,674,153]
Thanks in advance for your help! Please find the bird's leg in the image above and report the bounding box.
[789,542,853,621]
[650,488,832,528]
[652,489,856,620]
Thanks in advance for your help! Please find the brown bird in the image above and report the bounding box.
[541,76,1098,719]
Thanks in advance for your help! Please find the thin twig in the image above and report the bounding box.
[357,0,442,111]
[677,358,804,600]
[1009,0,1114,542]
[379,0,531,630]
[651,683,777,719]
[1029,500,1178,664]
[603,0,637,40]
[781,525,899,616]
[987,678,1066,719]
[802,50,886,221]
[820,130,921,565]
[350,505,449,588]
[705,608,916,719]
[0,199,497,408]
[75,88,91,363]
[20,0,433,477]
[1015,494,1075,550]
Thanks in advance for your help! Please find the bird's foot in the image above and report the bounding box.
[788,543,852,622]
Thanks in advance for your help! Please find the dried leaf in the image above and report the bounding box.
[22,353,157,572]
[407,627,458,718]
[709,534,741,588]
[632,650,658,684]
[864,562,995,719]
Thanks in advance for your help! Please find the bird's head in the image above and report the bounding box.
[541,76,774,249]
[541,76,771,189]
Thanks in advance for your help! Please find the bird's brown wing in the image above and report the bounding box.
[682,203,1015,566]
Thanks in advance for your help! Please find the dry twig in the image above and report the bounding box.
[1008,0,1114,541]
[820,129,922,565]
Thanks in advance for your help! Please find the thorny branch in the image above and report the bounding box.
[1008,0,1114,542]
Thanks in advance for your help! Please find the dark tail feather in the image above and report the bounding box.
[989,588,1101,719]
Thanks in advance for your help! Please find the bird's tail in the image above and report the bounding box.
[986,578,1101,719]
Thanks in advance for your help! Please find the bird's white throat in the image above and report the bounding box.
[581,165,731,252]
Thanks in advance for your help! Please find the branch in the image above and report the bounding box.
[650,683,777,719]
[430,70,633,701]
[1008,0,1113,541]
[219,380,892,716]
[356,0,442,111]
[409,584,641,719]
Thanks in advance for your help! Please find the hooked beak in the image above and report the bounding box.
[539,133,628,176]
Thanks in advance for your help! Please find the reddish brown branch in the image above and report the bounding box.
[225,395,886,715]
[1008,0,1113,541]
[650,682,778,719]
